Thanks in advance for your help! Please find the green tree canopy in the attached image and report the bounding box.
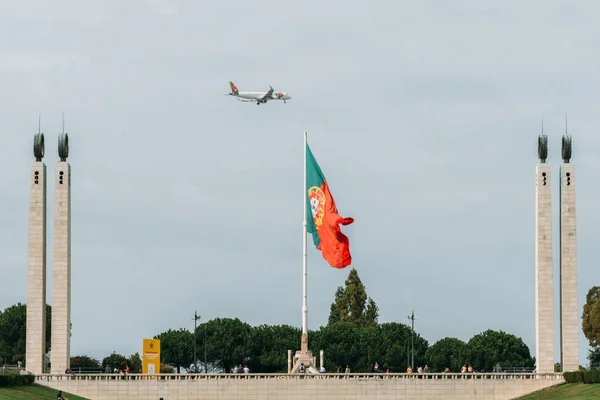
[248,324,300,372]
[582,286,600,348]
[425,337,467,372]
[99,352,141,373]
[154,328,194,370]
[309,321,427,372]
[377,322,412,371]
[378,322,428,371]
[587,347,600,369]
[199,317,252,373]
[0,303,51,365]
[466,329,534,371]
[102,351,128,372]
[328,268,379,327]
[312,322,363,371]
[70,355,101,370]
[128,352,143,373]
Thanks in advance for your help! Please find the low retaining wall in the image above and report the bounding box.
[35,372,565,400]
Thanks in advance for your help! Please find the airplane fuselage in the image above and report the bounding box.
[235,91,291,102]
[227,82,291,104]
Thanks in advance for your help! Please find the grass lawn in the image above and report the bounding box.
[0,384,88,400]
[515,383,600,399]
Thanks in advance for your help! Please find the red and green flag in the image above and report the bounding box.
[306,143,354,269]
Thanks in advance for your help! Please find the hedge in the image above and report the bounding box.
[563,370,600,383]
[0,374,35,387]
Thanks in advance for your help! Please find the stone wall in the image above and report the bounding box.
[36,373,564,400]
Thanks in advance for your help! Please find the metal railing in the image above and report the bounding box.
[34,372,565,382]
[1,365,25,375]
[498,367,536,373]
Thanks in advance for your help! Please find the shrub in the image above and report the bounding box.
[0,374,35,387]
[563,370,600,384]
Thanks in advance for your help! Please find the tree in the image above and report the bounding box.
[328,287,346,325]
[128,352,143,373]
[311,322,363,371]
[327,268,378,327]
[357,325,383,371]
[377,323,411,371]
[199,318,251,373]
[587,347,600,370]
[154,328,194,371]
[364,299,379,327]
[582,286,600,347]
[0,303,52,364]
[248,324,300,372]
[554,362,561,372]
[378,322,428,371]
[100,351,142,373]
[102,352,128,372]
[466,330,534,371]
[425,337,467,372]
[70,355,101,370]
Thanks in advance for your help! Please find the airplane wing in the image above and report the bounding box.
[259,86,274,102]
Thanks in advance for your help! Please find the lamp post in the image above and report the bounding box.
[193,311,201,373]
[407,310,415,369]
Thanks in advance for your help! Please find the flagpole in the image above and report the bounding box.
[302,131,308,341]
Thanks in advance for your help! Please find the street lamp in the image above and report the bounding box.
[407,310,415,369]
[193,311,201,373]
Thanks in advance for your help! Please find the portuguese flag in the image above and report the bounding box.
[306,143,354,269]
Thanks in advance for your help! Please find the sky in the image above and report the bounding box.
[1,0,600,367]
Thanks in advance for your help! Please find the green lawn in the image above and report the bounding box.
[515,383,600,399]
[0,384,88,400]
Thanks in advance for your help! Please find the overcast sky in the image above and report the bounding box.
[1,0,600,367]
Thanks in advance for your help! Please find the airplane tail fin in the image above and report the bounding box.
[229,81,239,95]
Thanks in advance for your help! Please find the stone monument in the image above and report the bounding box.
[559,134,578,372]
[534,133,554,374]
[51,133,72,373]
[25,133,47,374]
[290,332,317,373]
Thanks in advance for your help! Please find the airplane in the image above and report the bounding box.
[226,81,291,105]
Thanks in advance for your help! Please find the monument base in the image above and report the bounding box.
[291,350,318,373]
[289,333,319,373]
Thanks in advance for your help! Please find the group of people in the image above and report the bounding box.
[406,364,430,374]
[224,361,475,375]
[335,365,353,373]
[230,364,250,373]
[113,365,131,375]
[332,362,475,374]
[407,364,475,374]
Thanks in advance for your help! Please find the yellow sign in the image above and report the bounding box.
[142,339,161,378]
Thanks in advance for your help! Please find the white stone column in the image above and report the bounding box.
[26,161,47,374]
[535,163,554,373]
[320,350,323,370]
[51,161,71,373]
[560,163,578,372]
